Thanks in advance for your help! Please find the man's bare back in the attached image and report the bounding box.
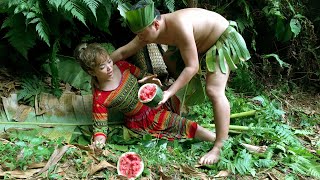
[157,8,229,53]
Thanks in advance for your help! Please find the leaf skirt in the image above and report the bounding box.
[204,25,251,74]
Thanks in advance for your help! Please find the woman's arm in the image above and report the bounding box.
[92,93,109,149]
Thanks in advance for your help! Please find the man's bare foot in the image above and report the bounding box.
[199,146,221,165]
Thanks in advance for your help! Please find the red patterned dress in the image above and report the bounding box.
[92,61,197,140]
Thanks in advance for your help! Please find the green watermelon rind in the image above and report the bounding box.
[117,152,144,179]
[138,83,163,107]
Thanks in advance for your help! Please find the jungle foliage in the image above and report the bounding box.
[0,0,319,94]
[0,0,319,179]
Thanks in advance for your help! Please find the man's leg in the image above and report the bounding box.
[199,62,230,165]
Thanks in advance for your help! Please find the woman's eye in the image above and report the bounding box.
[99,65,105,70]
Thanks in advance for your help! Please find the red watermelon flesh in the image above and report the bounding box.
[139,84,156,101]
[117,152,144,179]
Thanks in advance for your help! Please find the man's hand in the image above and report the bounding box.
[158,90,172,106]
[138,74,163,87]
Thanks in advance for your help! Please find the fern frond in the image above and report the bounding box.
[47,0,63,10]
[281,147,320,179]
[62,0,87,26]
[35,20,50,46]
[81,0,99,20]
[18,75,46,106]
[94,1,112,33]
[24,2,51,46]
[2,15,36,58]
[217,158,236,173]
[275,125,301,146]
[8,0,22,8]
[254,159,277,168]
[234,149,255,176]
[109,0,123,5]
[309,165,320,179]
[164,0,175,12]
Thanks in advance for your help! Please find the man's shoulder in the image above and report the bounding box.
[171,8,211,15]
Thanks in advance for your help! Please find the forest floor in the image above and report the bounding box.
[0,67,319,179]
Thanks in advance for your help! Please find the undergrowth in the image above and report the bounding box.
[1,89,319,179]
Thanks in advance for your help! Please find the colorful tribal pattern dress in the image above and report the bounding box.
[92,61,197,140]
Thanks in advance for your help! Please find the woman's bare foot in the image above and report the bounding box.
[241,143,268,153]
[199,146,221,165]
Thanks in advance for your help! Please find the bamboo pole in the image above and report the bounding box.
[202,124,271,131]
[230,110,256,119]
[202,110,271,131]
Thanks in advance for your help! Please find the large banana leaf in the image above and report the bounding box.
[0,93,92,142]
[0,92,124,142]
[176,74,206,107]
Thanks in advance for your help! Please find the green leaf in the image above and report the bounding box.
[117,2,132,19]
[82,0,99,20]
[35,21,50,46]
[43,55,91,92]
[176,74,206,106]
[223,47,237,71]
[205,46,216,72]
[217,41,227,74]
[2,14,37,58]
[164,0,175,12]
[123,126,131,140]
[261,53,290,68]
[107,144,128,152]
[290,18,301,37]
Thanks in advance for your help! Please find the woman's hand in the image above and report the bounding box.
[138,74,163,87]
[93,135,106,150]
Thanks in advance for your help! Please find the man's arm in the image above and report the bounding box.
[160,24,199,104]
[110,36,147,62]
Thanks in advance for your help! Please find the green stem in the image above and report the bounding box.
[230,110,256,119]
[203,124,249,130]
[229,129,242,134]
[202,124,271,131]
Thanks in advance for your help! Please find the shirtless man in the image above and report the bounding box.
[111,1,250,165]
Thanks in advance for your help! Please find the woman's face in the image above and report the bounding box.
[92,54,114,81]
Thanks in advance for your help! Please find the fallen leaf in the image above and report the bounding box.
[89,160,116,175]
[180,164,207,180]
[0,169,41,179]
[159,166,173,180]
[214,170,230,177]
[34,145,70,177]
[12,105,33,122]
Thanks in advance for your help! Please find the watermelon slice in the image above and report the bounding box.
[117,152,144,179]
[138,83,163,107]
